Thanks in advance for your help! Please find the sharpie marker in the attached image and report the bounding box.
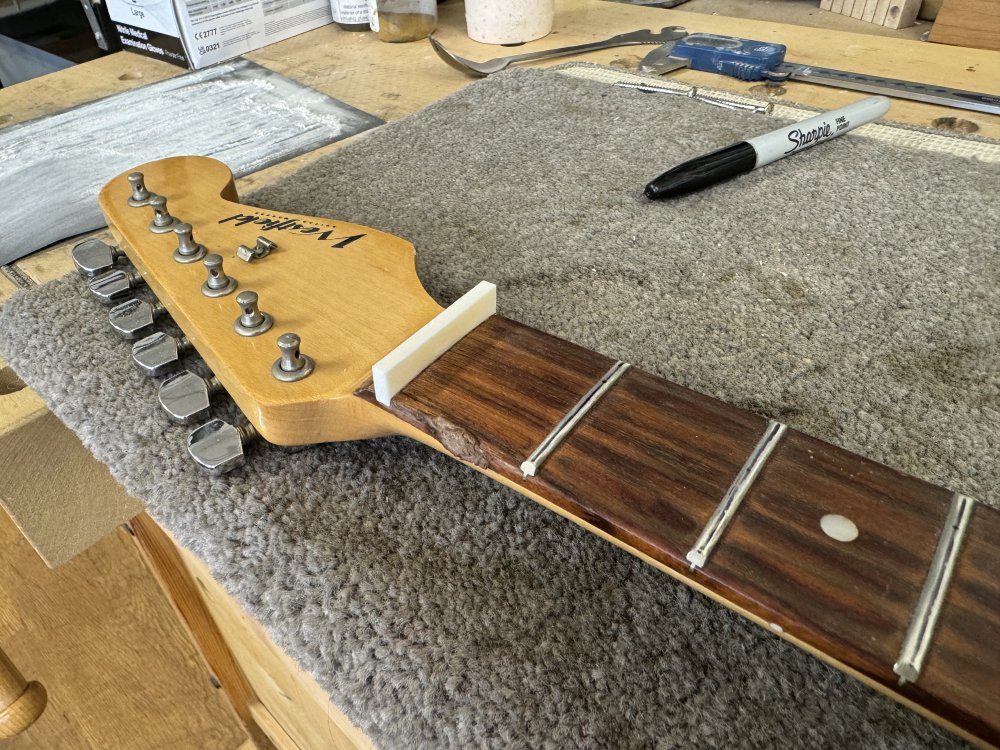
[644,96,890,200]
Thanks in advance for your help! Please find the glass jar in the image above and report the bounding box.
[331,0,371,31]
[369,0,437,42]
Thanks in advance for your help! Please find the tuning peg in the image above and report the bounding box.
[109,298,166,340]
[158,370,223,424]
[272,333,314,382]
[187,418,257,476]
[173,223,207,264]
[233,291,273,337]
[89,269,146,305]
[132,332,192,377]
[148,195,180,234]
[201,253,237,297]
[127,172,153,207]
[72,238,125,278]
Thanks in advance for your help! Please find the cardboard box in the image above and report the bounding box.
[107,0,333,69]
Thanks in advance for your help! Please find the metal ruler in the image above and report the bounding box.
[639,33,1000,116]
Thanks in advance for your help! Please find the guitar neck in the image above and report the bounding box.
[356,314,1000,748]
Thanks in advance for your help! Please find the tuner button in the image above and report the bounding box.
[272,333,315,382]
[109,298,164,340]
[158,370,222,424]
[132,332,192,377]
[148,195,180,234]
[187,418,257,476]
[72,238,123,278]
[201,253,237,297]
[173,223,207,264]
[233,291,273,337]
[127,172,153,207]
[89,269,146,305]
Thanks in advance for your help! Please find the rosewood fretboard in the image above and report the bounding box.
[358,315,1000,748]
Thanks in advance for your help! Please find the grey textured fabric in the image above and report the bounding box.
[2,67,998,748]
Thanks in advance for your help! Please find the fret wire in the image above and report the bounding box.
[893,493,976,684]
[686,420,787,570]
[520,360,631,478]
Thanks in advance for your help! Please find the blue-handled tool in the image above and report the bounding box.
[639,32,1000,117]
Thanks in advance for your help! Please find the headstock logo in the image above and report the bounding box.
[219,213,364,249]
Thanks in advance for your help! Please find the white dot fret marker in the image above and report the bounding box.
[820,514,859,543]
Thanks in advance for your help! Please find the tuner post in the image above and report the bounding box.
[127,171,153,207]
[173,223,207,264]
[148,195,180,234]
[201,254,237,297]
[234,291,273,337]
[272,333,315,382]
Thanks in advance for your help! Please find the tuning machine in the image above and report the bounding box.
[158,370,223,424]
[272,333,314,382]
[187,419,257,476]
[148,195,180,234]
[73,239,125,278]
[127,172,154,207]
[173,223,207,264]
[234,291,272,336]
[132,332,192,377]
[89,269,146,305]
[109,298,165,340]
[202,254,237,297]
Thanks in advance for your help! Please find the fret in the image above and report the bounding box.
[369,315,769,565]
[686,419,787,569]
[895,493,975,684]
[915,505,1000,745]
[699,428,956,684]
[357,313,1000,746]
[520,360,630,478]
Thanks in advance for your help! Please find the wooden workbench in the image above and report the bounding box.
[1,2,999,747]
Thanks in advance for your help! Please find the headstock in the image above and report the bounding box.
[97,156,443,446]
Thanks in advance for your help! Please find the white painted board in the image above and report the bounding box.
[0,58,383,264]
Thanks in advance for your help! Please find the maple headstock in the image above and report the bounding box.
[99,156,443,445]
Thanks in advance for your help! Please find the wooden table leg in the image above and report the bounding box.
[0,646,46,738]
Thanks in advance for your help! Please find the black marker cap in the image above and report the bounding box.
[644,141,757,200]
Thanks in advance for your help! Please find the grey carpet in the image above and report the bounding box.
[2,67,998,748]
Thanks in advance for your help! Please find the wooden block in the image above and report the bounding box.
[0,407,143,567]
[882,0,922,27]
[928,0,1000,51]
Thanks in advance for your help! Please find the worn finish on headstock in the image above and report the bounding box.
[99,156,442,445]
